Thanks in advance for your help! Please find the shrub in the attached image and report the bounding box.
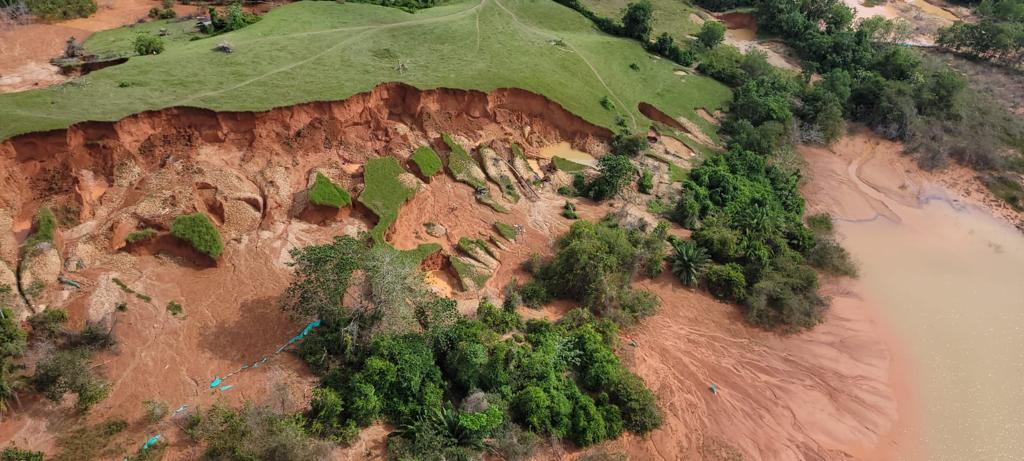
[609,132,647,157]
[27,308,67,339]
[125,228,157,244]
[52,419,127,461]
[187,403,330,460]
[517,281,550,308]
[669,240,709,287]
[308,172,351,208]
[705,263,746,303]
[697,21,726,48]
[170,213,223,258]
[143,399,169,424]
[637,169,653,194]
[580,154,634,200]
[74,322,115,350]
[25,0,96,20]
[1,447,44,461]
[477,299,521,334]
[166,301,183,316]
[532,220,661,324]
[32,348,109,411]
[133,34,165,55]
[411,146,443,177]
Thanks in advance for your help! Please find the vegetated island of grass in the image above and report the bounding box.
[359,156,419,244]
[411,146,443,177]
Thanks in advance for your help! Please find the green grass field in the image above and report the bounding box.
[0,0,729,141]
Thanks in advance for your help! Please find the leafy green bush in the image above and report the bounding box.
[32,348,109,411]
[531,220,662,324]
[609,132,647,157]
[308,172,351,208]
[1,447,44,461]
[578,154,634,201]
[476,299,521,334]
[26,0,96,20]
[412,146,443,177]
[171,213,223,258]
[697,21,726,48]
[133,34,165,55]
[637,169,653,194]
[705,263,746,303]
[166,301,183,316]
[27,308,67,339]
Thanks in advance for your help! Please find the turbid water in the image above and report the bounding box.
[536,141,598,166]
[802,134,1024,460]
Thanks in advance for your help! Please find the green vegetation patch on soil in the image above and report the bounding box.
[494,221,517,241]
[124,228,158,244]
[552,156,588,172]
[442,133,487,189]
[308,172,352,208]
[359,156,420,243]
[170,213,223,258]
[411,146,443,177]
[0,0,730,141]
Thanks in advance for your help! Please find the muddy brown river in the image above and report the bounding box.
[802,134,1024,460]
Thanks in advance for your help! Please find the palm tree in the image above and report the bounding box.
[670,240,709,287]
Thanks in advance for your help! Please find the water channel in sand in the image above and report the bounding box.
[801,134,1024,460]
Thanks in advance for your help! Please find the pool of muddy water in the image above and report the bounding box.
[803,136,1024,459]
[537,141,597,167]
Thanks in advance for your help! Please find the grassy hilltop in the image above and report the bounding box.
[0,0,730,140]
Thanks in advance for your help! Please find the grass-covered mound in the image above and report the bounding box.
[23,207,57,254]
[0,0,729,140]
[281,236,662,457]
[170,213,223,258]
[308,172,352,208]
[494,222,517,241]
[442,133,486,190]
[359,157,419,243]
[411,146,443,177]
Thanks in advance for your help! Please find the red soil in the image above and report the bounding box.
[0,0,194,92]
[0,84,917,460]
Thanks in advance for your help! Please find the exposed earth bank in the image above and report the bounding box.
[1,84,919,460]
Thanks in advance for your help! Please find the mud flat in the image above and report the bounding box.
[801,132,1024,460]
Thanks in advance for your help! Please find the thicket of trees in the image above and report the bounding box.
[518,220,667,324]
[281,235,662,458]
[937,0,1024,65]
